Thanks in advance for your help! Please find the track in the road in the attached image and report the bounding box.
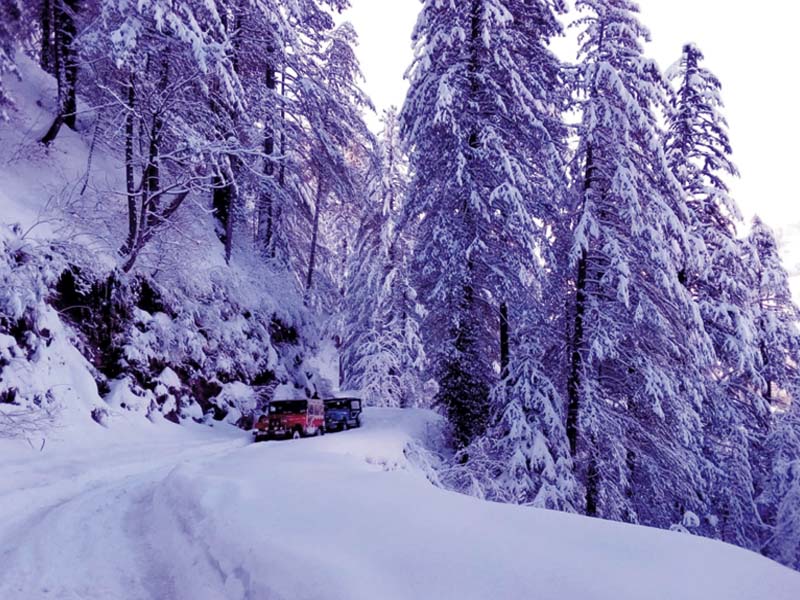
[0,436,247,600]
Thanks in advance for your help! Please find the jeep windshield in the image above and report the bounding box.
[325,400,349,410]
[269,400,307,414]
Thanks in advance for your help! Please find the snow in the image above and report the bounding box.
[307,337,342,391]
[1,407,798,600]
[1,305,107,432]
[106,376,151,413]
[0,55,125,248]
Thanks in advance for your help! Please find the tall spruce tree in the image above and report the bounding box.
[748,218,800,406]
[433,0,579,508]
[666,43,767,549]
[401,0,569,447]
[296,21,372,302]
[452,330,581,510]
[748,217,800,567]
[343,108,425,407]
[761,397,800,571]
[567,0,713,525]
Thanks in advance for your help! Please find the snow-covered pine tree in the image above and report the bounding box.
[247,0,356,271]
[566,0,713,526]
[205,0,341,265]
[748,218,800,406]
[278,19,372,305]
[450,327,581,510]
[401,0,569,447]
[343,108,425,407]
[665,43,767,549]
[341,112,391,399]
[385,157,428,409]
[226,0,287,259]
[434,0,579,507]
[746,217,800,566]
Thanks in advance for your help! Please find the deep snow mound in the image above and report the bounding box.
[153,409,800,600]
[1,407,799,599]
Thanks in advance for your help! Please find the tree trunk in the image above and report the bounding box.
[212,167,236,264]
[567,249,587,457]
[467,0,481,151]
[760,335,772,403]
[206,7,237,265]
[500,301,510,379]
[143,117,160,225]
[40,0,53,74]
[272,56,288,260]
[39,0,79,144]
[62,0,78,130]
[305,181,326,297]
[335,334,344,389]
[39,114,64,146]
[567,144,594,458]
[213,178,231,237]
[39,0,63,145]
[122,78,137,255]
[122,191,190,273]
[585,445,599,516]
[259,48,277,254]
[224,182,235,264]
[144,60,168,226]
[279,60,286,192]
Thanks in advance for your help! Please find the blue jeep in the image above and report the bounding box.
[323,397,362,431]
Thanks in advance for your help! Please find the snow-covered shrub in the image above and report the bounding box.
[0,225,64,328]
[0,224,95,440]
[46,257,325,425]
[670,511,702,535]
[0,217,326,433]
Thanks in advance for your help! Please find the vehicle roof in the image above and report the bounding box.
[271,398,310,404]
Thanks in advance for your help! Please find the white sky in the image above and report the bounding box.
[343,0,800,282]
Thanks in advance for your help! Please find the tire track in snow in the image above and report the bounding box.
[0,437,248,599]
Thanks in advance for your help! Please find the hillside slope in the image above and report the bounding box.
[0,55,333,430]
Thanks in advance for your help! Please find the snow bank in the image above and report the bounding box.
[150,409,800,600]
[1,408,798,599]
[1,306,105,429]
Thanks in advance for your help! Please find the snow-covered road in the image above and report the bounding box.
[1,409,799,600]
[0,425,247,599]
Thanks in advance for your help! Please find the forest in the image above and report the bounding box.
[1,0,799,576]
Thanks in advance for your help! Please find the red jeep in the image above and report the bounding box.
[253,399,325,441]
